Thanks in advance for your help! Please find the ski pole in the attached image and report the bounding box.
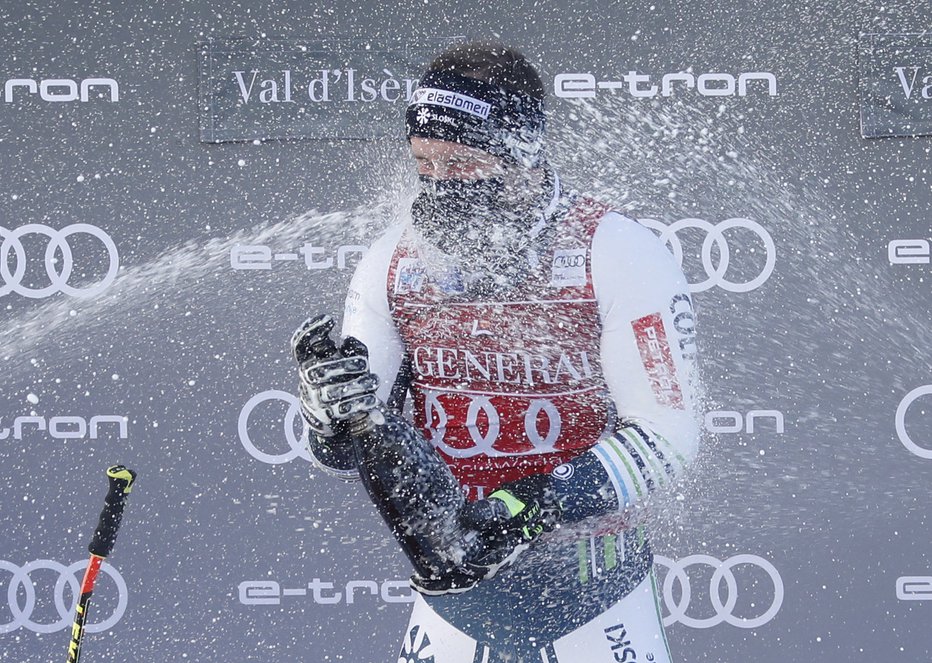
[66,465,137,663]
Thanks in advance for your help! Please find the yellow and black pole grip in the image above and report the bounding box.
[66,465,136,663]
[88,465,136,558]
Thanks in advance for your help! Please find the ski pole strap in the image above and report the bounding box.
[88,465,136,558]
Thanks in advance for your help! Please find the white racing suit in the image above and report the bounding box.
[336,175,701,663]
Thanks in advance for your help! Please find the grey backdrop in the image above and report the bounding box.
[1,1,930,662]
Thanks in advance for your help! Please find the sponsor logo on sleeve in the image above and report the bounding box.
[344,288,361,317]
[632,313,684,409]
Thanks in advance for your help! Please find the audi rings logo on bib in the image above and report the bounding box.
[1,224,119,298]
[654,554,784,629]
[896,385,932,459]
[0,559,128,634]
[639,218,775,293]
[238,390,311,464]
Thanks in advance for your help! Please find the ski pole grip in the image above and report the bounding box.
[88,465,137,558]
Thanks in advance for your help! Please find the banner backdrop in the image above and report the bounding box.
[198,37,459,142]
[859,32,932,138]
[1,1,930,662]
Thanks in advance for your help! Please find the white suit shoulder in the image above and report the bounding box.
[587,209,700,460]
[345,222,406,314]
[342,222,407,401]
[590,211,688,312]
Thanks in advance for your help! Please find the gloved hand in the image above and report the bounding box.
[291,314,380,437]
[470,473,563,544]
[410,473,563,596]
[290,314,382,477]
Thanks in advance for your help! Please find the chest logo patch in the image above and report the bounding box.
[550,248,587,287]
[394,257,427,294]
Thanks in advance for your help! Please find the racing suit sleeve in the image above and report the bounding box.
[554,212,701,521]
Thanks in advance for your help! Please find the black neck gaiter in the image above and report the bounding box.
[411,171,556,289]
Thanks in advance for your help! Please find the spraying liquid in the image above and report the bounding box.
[2,94,927,555]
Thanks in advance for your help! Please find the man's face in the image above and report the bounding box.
[408,137,545,280]
[410,137,505,181]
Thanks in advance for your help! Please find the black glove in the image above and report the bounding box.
[291,314,380,434]
[409,473,563,596]
[290,314,380,475]
[471,473,563,542]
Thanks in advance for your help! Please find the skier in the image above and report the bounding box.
[292,42,701,663]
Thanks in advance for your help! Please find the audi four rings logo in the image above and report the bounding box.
[639,218,776,293]
[896,385,932,459]
[0,224,119,298]
[0,559,128,633]
[654,554,784,629]
[238,390,312,464]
